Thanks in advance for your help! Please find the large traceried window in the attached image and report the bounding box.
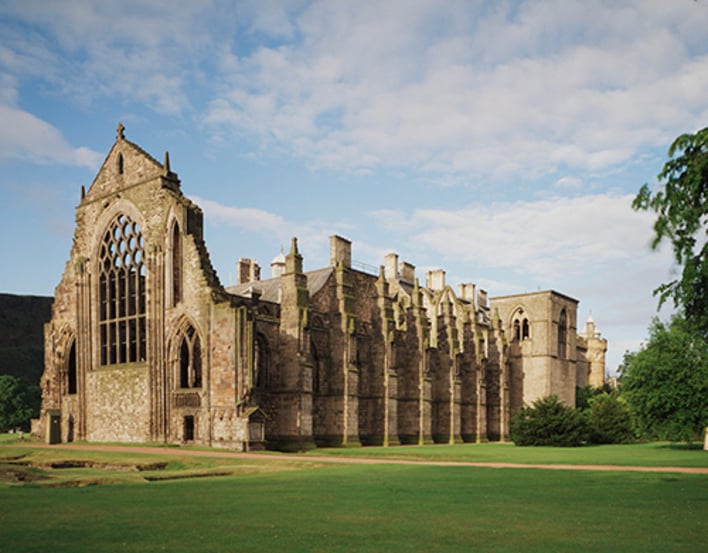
[99,213,146,365]
[177,324,202,389]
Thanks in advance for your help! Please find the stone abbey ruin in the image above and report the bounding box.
[37,126,607,450]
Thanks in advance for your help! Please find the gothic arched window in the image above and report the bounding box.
[99,213,146,365]
[522,318,530,340]
[558,309,568,359]
[511,308,529,341]
[177,324,202,389]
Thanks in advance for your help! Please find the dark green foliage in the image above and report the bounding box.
[0,374,38,432]
[587,393,634,444]
[575,383,614,410]
[621,316,708,442]
[0,293,52,387]
[632,127,708,337]
[510,395,589,447]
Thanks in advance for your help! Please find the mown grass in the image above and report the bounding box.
[301,440,708,468]
[0,458,706,553]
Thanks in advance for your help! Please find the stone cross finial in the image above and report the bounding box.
[116,122,125,139]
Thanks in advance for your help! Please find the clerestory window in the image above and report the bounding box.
[99,213,146,365]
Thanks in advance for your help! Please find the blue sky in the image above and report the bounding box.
[1,0,707,373]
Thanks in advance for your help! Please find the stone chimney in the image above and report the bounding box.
[426,269,446,291]
[237,258,261,284]
[384,253,398,280]
[400,261,415,284]
[477,288,488,309]
[459,283,475,303]
[329,235,351,268]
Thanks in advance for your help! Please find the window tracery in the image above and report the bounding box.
[98,213,146,365]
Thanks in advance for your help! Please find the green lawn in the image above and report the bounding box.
[1,463,705,553]
[0,441,706,553]
[300,441,708,468]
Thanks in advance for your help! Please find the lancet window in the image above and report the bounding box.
[98,213,146,365]
[558,309,568,359]
[177,324,202,389]
[511,309,530,341]
[67,340,77,394]
[171,221,182,307]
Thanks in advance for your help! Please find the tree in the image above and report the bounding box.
[632,127,708,337]
[620,316,708,442]
[0,375,36,432]
[586,392,634,444]
[510,395,589,447]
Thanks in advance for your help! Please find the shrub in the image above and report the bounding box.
[510,395,589,447]
[587,393,634,444]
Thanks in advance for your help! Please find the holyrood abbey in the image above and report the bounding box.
[37,127,607,450]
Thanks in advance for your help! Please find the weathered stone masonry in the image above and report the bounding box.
[37,128,607,450]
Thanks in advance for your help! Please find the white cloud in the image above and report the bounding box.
[191,195,290,236]
[0,75,102,169]
[368,193,671,283]
[555,176,584,190]
[203,0,708,181]
[191,195,337,262]
[0,0,218,115]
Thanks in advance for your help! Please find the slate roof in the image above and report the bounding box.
[226,266,334,304]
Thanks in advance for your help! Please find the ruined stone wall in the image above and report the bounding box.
[87,365,150,442]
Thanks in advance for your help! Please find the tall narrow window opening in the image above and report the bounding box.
[172,222,182,306]
[117,153,124,174]
[67,340,77,394]
[522,319,530,340]
[254,334,268,389]
[558,309,567,359]
[99,214,146,365]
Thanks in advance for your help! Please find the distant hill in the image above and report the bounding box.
[0,294,53,387]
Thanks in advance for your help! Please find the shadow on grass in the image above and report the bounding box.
[657,442,703,451]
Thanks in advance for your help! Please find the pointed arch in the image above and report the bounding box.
[172,319,202,389]
[510,306,530,341]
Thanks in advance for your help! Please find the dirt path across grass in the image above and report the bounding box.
[23,443,708,475]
